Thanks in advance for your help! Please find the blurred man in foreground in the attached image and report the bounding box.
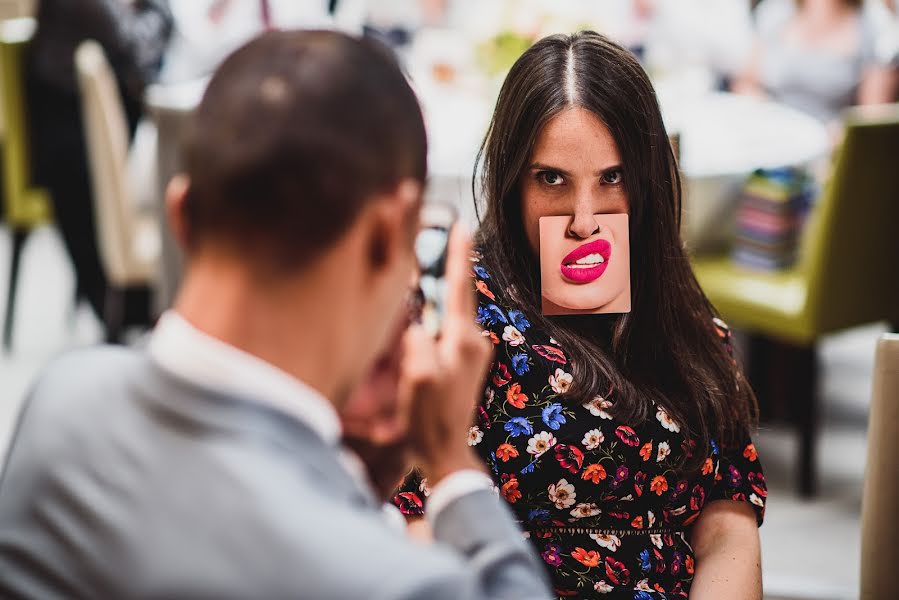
[0,30,550,599]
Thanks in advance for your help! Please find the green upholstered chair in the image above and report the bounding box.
[692,103,899,497]
[1,17,52,352]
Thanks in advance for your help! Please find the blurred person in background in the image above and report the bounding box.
[396,30,766,600]
[0,30,552,600]
[159,0,333,84]
[27,0,173,330]
[734,0,899,126]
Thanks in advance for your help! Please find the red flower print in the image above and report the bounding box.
[690,484,705,511]
[533,344,568,364]
[650,475,669,496]
[701,457,714,475]
[607,510,630,520]
[496,443,519,462]
[501,476,522,504]
[604,556,631,586]
[506,383,527,409]
[686,555,695,575]
[671,480,688,499]
[639,442,652,461]
[554,444,585,473]
[482,330,500,345]
[475,279,495,300]
[749,471,768,497]
[582,463,607,483]
[615,426,640,447]
[634,471,647,497]
[631,515,643,529]
[683,511,700,527]
[681,438,696,458]
[477,406,492,429]
[393,492,424,516]
[571,547,600,568]
[492,362,511,386]
[743,443,758,461]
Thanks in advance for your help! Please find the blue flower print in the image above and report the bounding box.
[508,309,530,332]
[542,403,567,430]
[505,417,533,438]
[520,461,536,475]
[711,439,720,456]
[476,303,508,326]
[473,265,490,280]
[511,353,530,376]
[528,508,551,523]
[640,549,652,572]
[634,593,655,600]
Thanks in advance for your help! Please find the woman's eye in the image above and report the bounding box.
[601,169,623,185]
[539,171,564,186]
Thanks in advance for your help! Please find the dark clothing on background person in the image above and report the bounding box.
[26,0,172,321]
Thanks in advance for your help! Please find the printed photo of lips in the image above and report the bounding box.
[539,214,631,315]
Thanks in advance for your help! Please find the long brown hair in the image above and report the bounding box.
[474,31,757,469]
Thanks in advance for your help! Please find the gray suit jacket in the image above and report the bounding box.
[0,347,551,599]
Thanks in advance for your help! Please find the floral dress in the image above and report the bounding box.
[394,253,767,600]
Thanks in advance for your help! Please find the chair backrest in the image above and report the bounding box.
[860,333,899,600]
[798,104,899,333]
[75,39,136,286]
[0,17,49,225]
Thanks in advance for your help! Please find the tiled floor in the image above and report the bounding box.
[0,224,882,600]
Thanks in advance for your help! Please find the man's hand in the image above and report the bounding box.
[401,225,493,486]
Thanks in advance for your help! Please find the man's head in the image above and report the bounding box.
[167,30,427,404]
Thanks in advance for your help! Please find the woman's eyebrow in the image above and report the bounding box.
[527,162,623,176]
[528,162,572,176]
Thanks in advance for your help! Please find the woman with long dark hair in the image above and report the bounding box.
[396,31,766,599]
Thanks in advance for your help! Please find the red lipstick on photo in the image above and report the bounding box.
[560,239,611,283]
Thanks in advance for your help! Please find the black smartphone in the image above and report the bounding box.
[415,202,457,335]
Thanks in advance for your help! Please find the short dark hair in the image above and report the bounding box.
[183,30,427,270]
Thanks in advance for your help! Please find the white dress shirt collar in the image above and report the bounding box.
[148,311,341,446]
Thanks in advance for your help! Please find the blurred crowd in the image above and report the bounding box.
[14,0,899,330]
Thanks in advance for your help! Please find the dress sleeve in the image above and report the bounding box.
[709,318,767,526]
[392,469,428,517]
[709,434,767,526]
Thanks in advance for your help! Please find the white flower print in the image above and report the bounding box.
[582,428,604,450]
[484,387,495,407]
[583,395,614,419]
[467,426,483,446]
[502,325,525,346]
[656,406,680,432]
[594,581,614,593]
[650,533,663,549]
[549,368,573,394]
[419,478,431,497]
[570,503,601,519]
[548,479,577,509]
[670,505,687,516]
[647,510,656,528]
[656,441,671,462]
[636,579,652,591]
[590,533,621,552]
[527,431,557,456]
[750,493,765,508]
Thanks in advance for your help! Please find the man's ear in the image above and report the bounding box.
[366,179,422,272]
[165,175,192,251]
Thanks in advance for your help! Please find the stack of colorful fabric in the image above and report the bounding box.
[731,168,812,271]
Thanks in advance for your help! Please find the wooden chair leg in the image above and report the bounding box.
[3,229,28,353]
[794,343,819,498]
[103,286,125,345]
